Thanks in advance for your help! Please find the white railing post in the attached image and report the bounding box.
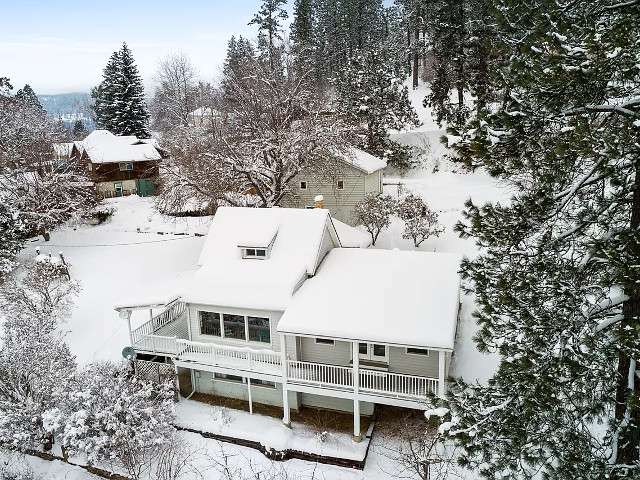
[352,341,361,443]
[280,334,291,428]
[438,350,446,398]
[186,304,193,341]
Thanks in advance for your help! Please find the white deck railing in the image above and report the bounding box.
[176,339,282,375]
[359,369,438,398]
[287,360,354,388]
[131,301,187,338]
[134,334,179,355]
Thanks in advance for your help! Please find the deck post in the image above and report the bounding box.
[124,311,133,346]
[438,350,446,398]
[352,341,362,443]
[247,378,253,415]
[280,334,291,428]
[186,304,193,341]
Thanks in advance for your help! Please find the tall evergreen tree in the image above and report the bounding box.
[15,84,44,113]
[220,36,256,111]
[248,0,288,72]
[92,43,150,138]
[435,0,640,478]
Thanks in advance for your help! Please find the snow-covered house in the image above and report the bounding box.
[187,106,229,132]
[282,148,386,226]
[116,207,460,442]
[70,130,165,198]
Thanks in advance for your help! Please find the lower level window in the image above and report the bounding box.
[251,379,276,388]
[214,373,243,383]
[407,347,430,356]
[315,338,335,345]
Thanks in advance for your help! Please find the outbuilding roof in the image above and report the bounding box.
[344,148,387,174]
[277,249,461,350]
[75,130,162,164]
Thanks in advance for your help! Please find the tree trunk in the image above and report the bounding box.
[412,9,420,89]
[615,163,640,471]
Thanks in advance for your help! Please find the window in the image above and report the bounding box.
[248,316,270,343]
[199,311,221,337]
[119,162,133,171]
[87,163,92,171]
[251,378,276,388]
[407,347,430,356]
[214,373,243,383]
[300,181,308,190]
[315,338,335,345]
[243,248,267,259]
[337,180,344,190]
[223,313,245,340]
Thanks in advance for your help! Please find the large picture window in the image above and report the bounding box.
[224,314,245,340]
[197,310,271,344]
[199,311,221,336]
[248,316,270,343]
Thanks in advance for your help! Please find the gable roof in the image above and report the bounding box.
[343,148,387,174]
[183,207,342,311]
[74,130,162,164]
[277,249,461,350]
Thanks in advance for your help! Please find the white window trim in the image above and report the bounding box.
[354,342,389,363]
[406,347,430,357]
[299,180,308,190]
[336,179,344,190]
[243,248,268,259]
[314,338,335,346]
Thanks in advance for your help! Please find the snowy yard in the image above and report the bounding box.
[16,84,509,478]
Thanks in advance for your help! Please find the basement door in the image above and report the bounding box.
[358,343,388,363]
[114,182,123,197]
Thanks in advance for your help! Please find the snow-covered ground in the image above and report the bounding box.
[15,83,509,478]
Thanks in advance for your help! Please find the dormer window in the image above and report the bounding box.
[243,248,267,259]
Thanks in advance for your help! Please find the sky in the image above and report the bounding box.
[0,1,293,95]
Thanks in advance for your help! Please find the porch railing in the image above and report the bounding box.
[134,334,179,355]
[287,360,354,388]
[131,301,187,339]
[359,369,438,398]
[176,339,281,375]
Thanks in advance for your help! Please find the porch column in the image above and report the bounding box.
[149,308,153,321]
[352,341,361,443]
[438,350,446,398]
[186,304,193,341]
[280,333,291,428]
[247,378,253,415]
[174,364,180,402]
[120,309,133,346]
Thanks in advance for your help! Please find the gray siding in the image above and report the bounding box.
[388,347,439,378]
[364,170,382,194]
[195,370,300,409]
[282,165,367,226]
[300,393,374,415]
[300,338,351,366]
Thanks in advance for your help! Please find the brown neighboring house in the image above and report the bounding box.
[70,130,165,199]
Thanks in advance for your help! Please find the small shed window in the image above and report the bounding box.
[119,162,133,171]
[315,338,335,345]
[87,163,92,171]
[406,347,430,356]
[337,180,344,190]
[300,181,308,190]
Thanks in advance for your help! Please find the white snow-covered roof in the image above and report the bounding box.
[189,107,224,117]
[277,249,461,350]
[53,142,73,158]
[76,130,162,164]
[343,148,387,174]
[332,218,372,248]
[183,207,341,311]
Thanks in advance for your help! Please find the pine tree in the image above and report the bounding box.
[92,43,150,138]
[220,36,256,110]
[71,119,86,137]
[15,84,44,113]
[435,0,640,478]
[248,0,288,72]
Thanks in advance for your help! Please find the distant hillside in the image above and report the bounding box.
[38,92,96,130]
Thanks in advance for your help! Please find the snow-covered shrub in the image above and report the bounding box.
[0,260,77,451]
[397,193,444,247]
[46,361,176,480]
[0,203,24,281]
[354,193,398,245]
[211,406,232,427]
[84,203,116,225]
[0,452,37,480]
